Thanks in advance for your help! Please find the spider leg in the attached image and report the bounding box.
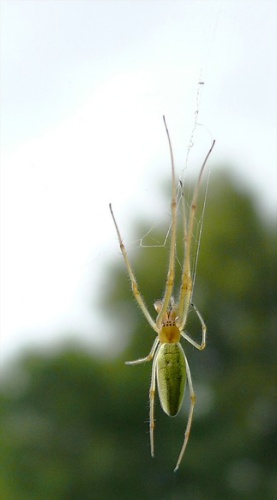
[109,203,159,334]
[125,337,159,365]
[127,341,160,457]
[174,353,196,472]
[177,140,215,331]
[156,117,178,328]
[149,346,160,457]
[180,302,206,350]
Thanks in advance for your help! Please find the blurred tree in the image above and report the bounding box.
[1,170,276,499]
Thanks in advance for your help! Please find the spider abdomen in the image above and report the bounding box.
[156,343,186,417]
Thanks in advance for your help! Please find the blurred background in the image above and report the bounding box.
[1,1,276,499]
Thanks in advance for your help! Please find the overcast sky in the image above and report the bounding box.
[1,0,276,366]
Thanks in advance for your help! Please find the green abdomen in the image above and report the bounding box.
[156,343,186,417]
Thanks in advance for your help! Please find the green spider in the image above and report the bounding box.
[110,117,215,471]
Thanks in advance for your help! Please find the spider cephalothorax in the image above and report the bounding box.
[154,299,181,344]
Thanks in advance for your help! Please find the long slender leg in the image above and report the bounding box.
[125,337,159,365]
[126,341,160,457]
[149,348,160,457]
[174,354,196,472]
[180,302,206,350]
[177,140,215,331]
[156,117,177,328]
[109,203,159,334]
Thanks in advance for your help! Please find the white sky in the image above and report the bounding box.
[1,0,276,366]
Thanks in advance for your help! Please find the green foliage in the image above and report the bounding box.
[1,170,277,499]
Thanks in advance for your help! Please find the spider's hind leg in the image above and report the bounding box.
[149,346,159,457]
[174,353,196,472]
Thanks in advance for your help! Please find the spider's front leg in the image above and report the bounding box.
[109,203,158,334]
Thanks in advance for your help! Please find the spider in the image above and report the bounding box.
[109,117,215,471]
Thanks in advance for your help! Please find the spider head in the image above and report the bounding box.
[154,298,181,343]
